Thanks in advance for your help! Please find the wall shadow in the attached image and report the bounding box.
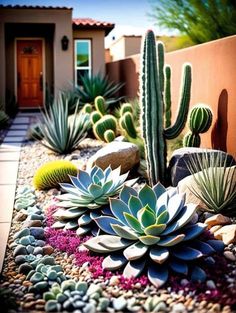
[211,89,228,151]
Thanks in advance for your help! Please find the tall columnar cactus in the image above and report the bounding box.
[183,104,213,147]
[140,30,192,186]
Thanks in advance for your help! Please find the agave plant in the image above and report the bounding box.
[35,93,90,154]
[75,73,124,106]
[84,183,224,287]
[53,165,137,235]
[186,150,236,216]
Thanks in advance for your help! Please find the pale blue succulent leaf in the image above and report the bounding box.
[123,242,148,261]
[78,170,92,188]
[88,184,104,198]
[78,214,92,226]
[169,258,188,275]
[172,246,203,260]
[166,193,186,224]
[156,192,169,214]
[120,186,138,205]
[191,240,216,255]
[191,266,207,283]
[148,263,168,288]
[162,203,197,235]
[206,239,225,253]
[102,254,127,270]
[181,223,207,241]
[95,216,123,235]
[102,180,113,194]
[149,247,169,264]
[123,259,146,278]
[110,198,130,225]
[158,234,185,247]
[138,184,157,211]
[128,196,143,218]
[153,182,166,200]
[99,235,132,250]
[111,224,139,240]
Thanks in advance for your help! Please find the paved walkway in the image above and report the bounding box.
[0,112,34,272]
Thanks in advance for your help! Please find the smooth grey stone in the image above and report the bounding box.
[74,301,86,309]
[33,247,43,255]
[15,255,27,265]
[113,296,127,311]
[30,227,44,239]
[26,245,35,254]
[14,228,30,239]
[18,263,33,274]
[13,245,28,257]
[35,239,46,247]
[29,214,44,221]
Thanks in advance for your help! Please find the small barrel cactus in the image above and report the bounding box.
[84,183,224,288]
[94,96,107,115]
[82,103,93,114]
[184,104,213,147]
[33,160,78,190]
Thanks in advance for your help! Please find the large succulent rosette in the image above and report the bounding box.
[52,165,137,235]
[84,183,224,287]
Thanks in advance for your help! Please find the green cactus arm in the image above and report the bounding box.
[119,112,137,139]
[157,41,165,94]
[164,64,192,140]
[94,96,106,115]
[189,104,213,134]
[120,103,133,116]
[93,115,117,142]
[91,111,102,124]
[164,65,172,128]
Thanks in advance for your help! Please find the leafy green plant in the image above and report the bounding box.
[0,110,9,129]
[186,151,236,216]
[140,30,192,186]
[35,93,90,154]
[27,123,44,141]
[54,165,137,235]
[84,183,224,287]
[183,104,213,147]
[33,160,78,190]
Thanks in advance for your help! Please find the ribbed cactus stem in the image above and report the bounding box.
[120,103,133,116]
[140,30,166,186]
[164,64,192,140]
[120,112,137,139]
[157,41,165,94]
[164,65,171,128]
[94,96,106,115]
[189,104,213,134]
[91,111,102,124]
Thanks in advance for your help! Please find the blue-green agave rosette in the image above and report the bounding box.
[52,165,137,235]
[84,183,224,287]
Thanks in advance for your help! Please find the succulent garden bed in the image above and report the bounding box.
[1,30,236,313]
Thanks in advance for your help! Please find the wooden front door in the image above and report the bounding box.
[17,40,43,108]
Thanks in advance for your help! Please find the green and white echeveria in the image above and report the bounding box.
[53,165,137,235]
[84,183,224,287]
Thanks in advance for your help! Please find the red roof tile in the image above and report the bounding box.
[0,5,72,10]
[73,18,114,36]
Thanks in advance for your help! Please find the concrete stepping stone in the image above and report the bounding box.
[6,130,27,137]
[0,185,16,222]
[0,151,20,161]
[0,161,19,184]
[10,124,28,130]
[0,143,22,151]
[0,223,11,271]
[12,117,30,124]
[3,137,25,143]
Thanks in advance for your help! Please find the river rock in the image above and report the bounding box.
[30,227,44,239]
[168,147,235,186]
[13,244,28,257]
[214,224,236,245]
[19,263,33,274]
[205,214,231,228]
[14,228,30,239]
[23,220,43,228]
[87,141,140,174]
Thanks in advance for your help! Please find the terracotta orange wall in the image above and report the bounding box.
[106,35,236,159]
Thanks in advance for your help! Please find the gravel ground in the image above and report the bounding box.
[0,137,236,313]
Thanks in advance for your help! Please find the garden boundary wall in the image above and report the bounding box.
[106,35,236,159]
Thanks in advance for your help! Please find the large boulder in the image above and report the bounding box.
[178,166,236,211]
[87,141,140,174]
[168,147,235,186]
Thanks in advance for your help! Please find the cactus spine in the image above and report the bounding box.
[183,104,213,147]
[140,30,192,186]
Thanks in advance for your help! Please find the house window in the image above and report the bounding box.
[74,39,91,86]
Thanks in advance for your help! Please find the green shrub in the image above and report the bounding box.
[27,123,44,140]
[33,160,78,190]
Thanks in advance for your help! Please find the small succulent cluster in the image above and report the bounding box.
[84,183,224,287]
[53,165,137,235]
[91,96,118,143]
[14,186,36,210]
[33,160,78,190]
[183,104,213,147]
[44,281,110,312]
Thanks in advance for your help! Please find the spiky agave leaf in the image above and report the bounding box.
[52,165,138,234]
[84,183,224,287]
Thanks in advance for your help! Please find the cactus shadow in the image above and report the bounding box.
[211,89,228,152]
